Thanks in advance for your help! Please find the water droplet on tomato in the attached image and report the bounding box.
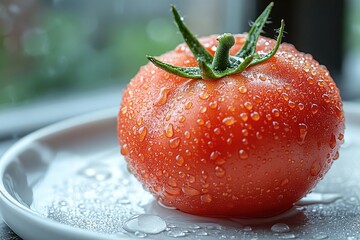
[298,123,308,144]
[175,155,184,166]
[136,117,143,126]
[201,194,212,203]
[165,185,181,196]
[239,86,247,94]
[317,79,325,87]
[280,178,289,186]
[186,174,196,184]
[154,87,170,106]
[185,101,193,109]
[329,134,336,149]
[182,186,200,196]
[199,91,210,100]
[168,176,177,187]
[169,137,181,149]
[222,116,236,126]
[238,149,248,160]
[282,93,289,101]
[244,101,253,110]
[311,104,319,114]
[121,106,127,114]
[242,129,249,136]
[273,121,280,130]
[121,144,129,156]
[209,101,218,109]
[210,151,220,160]
[272,108,280,117]
[298,103,305,110]
[250,112,260,121]
[240,112,248,122]
[199,106,207,113]
[184,131,191,139]
[333,151,340,160]
[310,161,321,176]
[165,123,174,138]
[259,75,267,81]
[179,116,186,123]
[288,100,295,108]
[322,94,330,103]
[215,166,226,177]
[213,128,221,135]
[338,133,344,141]
[138,126,147,142]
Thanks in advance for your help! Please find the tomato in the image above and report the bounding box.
[117,3,344,217]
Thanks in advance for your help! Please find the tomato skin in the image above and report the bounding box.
[117,34,344,217]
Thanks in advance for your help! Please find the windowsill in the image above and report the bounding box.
[0,85,124,139]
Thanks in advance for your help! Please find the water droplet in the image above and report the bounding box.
[197,119,205,125]
[271,223,290,233]
[201,194,212,203]
[165,124,174,138]
[179,116,186,123]
[184,131,191,139]
[215,166,226,177]
[199,91,210,100]
[154,88,171,106]
[168,176,177,187]
[297,192,342,205]
[333,151,340,160]
[250,112,260,121]
[134,231,147,238]
[243,226,252,232]
[209,101,218,109]
[238,149,248,160]
[313,232,328,239]
[175,155,184,166]
[259,75,267,81]
[239,86,247,94]
[169,137,181,149]
[213,128,221,135]
[288,101,295,108]
[123,214,167,234]
[185,101,193,109]
[273,121,280,130]
[121,106,128,115]
[242,129,249,136]
[298,103,305,110]
[280,178,289,186]
[272,108,280,117]
[310,161,321,176]
[223,116,236,126]
[322,94,330,103]
[165,185,181,196]
[78,164,112,181]
[186,174,196,184]
[244,102,253,110]
[138,126,147,142]
[240,112,248,122]
[121,144,129,156]
[167,229,188,237]
[298,123,308,144]
[210,151,220,160]
[311,104,319,114]
[329,134,336,149]
[182,185,200,196]
[200,106,207,113]
[277,233,296,239]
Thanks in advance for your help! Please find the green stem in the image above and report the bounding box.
[212,34,235,71]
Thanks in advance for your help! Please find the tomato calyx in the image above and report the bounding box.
[147,2,285,80]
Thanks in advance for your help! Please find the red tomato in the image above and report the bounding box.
[117,4,344,217]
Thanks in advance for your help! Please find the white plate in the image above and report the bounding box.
[1,103,360,240]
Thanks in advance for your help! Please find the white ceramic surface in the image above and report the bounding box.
[0,103,360,240]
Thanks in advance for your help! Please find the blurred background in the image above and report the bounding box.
[0,0,359,139]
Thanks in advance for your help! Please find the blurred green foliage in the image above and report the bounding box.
[0,7,180,106]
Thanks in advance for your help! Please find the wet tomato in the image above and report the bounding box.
[117,3,344,217]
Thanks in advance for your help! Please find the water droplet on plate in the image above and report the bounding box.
[123,214,167,234]
[271,223,290,233]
